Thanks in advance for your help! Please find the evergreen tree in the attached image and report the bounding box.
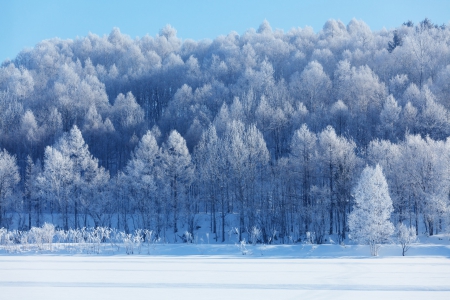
[388,30,402,53]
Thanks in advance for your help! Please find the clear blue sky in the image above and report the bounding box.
[2,0,450,63]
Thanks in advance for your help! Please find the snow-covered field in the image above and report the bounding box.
[1,235,449,299]
[1,244,450,300]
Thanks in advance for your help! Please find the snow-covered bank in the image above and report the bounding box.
[1,222,450,257]
[1,256,450,300]
[2,234,449,299]
[1,241,450,258]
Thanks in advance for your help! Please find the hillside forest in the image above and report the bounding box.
[1,18,450,243]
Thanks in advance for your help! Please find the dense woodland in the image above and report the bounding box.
[1,18,450,243]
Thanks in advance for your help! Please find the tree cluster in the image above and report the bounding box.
[1,18,450,243]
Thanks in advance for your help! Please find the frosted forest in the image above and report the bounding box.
[2,18,450,248]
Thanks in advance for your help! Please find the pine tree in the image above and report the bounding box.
[388,30,402,53]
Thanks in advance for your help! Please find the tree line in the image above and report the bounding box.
[1,18,450,243]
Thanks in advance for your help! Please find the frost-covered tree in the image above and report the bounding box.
[125,130,160,230]
[349,164,394,256]
[57,125,109,228]
[396,223,417,256]
[398,135,450,236]
[318,126,358,240]
[39,125,108,229]
[195,125,224,240]
[0,149,20,227]
[289,124,317,233]
[3,18,450,238]
[290,61,331,112]
[223,120,269,239]
[378,95,401,141]
[38,146,73,230]
[24,155,37,229]
[160,130,194,239]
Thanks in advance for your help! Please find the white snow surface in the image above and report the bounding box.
[1,256,450,299]
[1,241,450,299]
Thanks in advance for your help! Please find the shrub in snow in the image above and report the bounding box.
[115,230,144,255]
[396,223,417,256]
[184,231,193,243]
[133,229,144,254]
[0,229,20,252]
[26,223,55,251]
[85,227,109,254]
[41,223,55,250]
[349,164,394,256]
[122,233,134,254]
[55,229,67,245]
[19,231,30,250]
[143,229,154,254]
[249,226,261,245]
[305,232,316,244]
[29,227,44,250]
[0,225,165,255]
[108,228,122,252]
[238,238,248,255]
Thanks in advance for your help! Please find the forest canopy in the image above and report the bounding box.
[1,18,450,243]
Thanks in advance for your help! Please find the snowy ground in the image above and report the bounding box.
[1,256,450,299]
[1,234,450,299]
[1,243,450,300]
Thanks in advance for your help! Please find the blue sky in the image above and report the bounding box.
[2,0,450,63]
